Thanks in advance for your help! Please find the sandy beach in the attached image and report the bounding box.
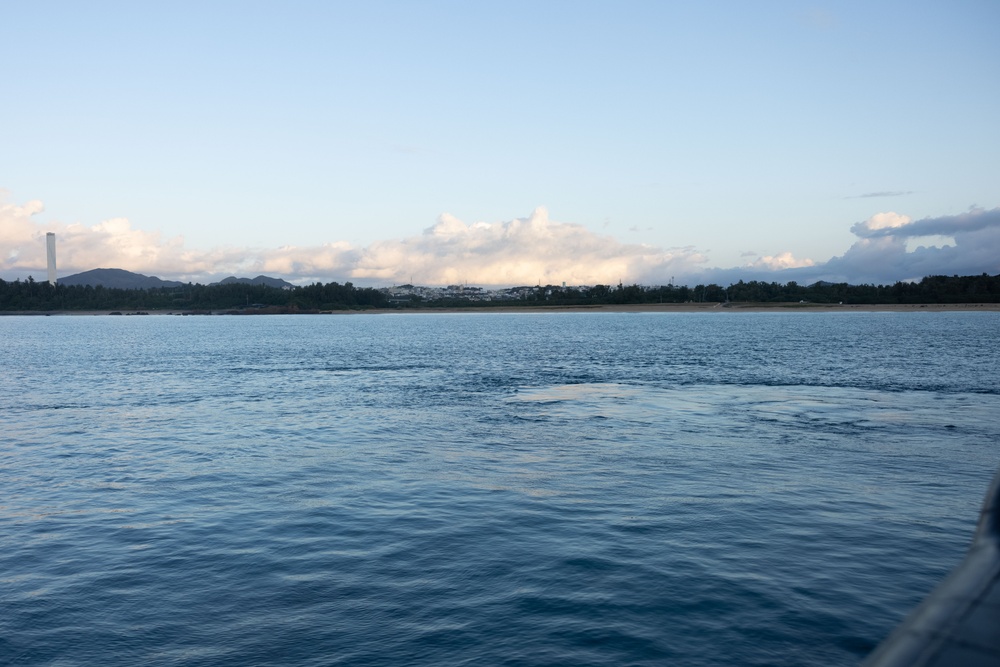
[410,302,1000,314]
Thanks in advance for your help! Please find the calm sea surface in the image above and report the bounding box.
[2,311,998,666]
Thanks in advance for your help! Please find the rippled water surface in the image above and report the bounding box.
[2,311,998,666]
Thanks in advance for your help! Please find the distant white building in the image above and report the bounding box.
[46,233,57,285]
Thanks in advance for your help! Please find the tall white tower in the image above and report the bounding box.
[46,232,57,285]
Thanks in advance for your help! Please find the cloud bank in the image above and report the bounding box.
[0,196,706,286]
[825,206,1000,282]
[2,191,998,287]
[695,207,1000,286]
[352,208,705,285]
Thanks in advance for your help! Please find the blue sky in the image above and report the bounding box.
[2,1,998,286]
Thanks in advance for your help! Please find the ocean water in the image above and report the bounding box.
[1,311,998,666]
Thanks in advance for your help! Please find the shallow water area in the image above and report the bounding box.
[2,311,998,666]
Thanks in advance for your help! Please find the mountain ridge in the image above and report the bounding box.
[59,268,184,289]
[58,268,293,290]
[211,275,295,289]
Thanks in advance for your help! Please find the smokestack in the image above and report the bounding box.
[46,232,57,285]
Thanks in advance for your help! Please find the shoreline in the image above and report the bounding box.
[4,302,1000,316]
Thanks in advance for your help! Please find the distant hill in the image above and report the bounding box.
[212,275,296,289]
[59,268,184,289]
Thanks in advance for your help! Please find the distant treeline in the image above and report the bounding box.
[1,273,998,312]
[426,273,1000,308]
[0,278,388,312]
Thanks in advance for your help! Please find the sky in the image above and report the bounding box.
[2,0,998,287]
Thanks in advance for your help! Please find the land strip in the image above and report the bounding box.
[5,302,1000,316]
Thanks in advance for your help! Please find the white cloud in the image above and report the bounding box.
[708,206,1000,285]
[852,211,912,235]
[666,206,1000,287]
[745,251,815,271]
[849,207,1000,241]
[351,207,707,286]
[819,207,1000,282]
[3,190,997,288]
[0,195,707,286]
[1,193,198,277]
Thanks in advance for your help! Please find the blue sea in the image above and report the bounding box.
[2,311,998,666]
